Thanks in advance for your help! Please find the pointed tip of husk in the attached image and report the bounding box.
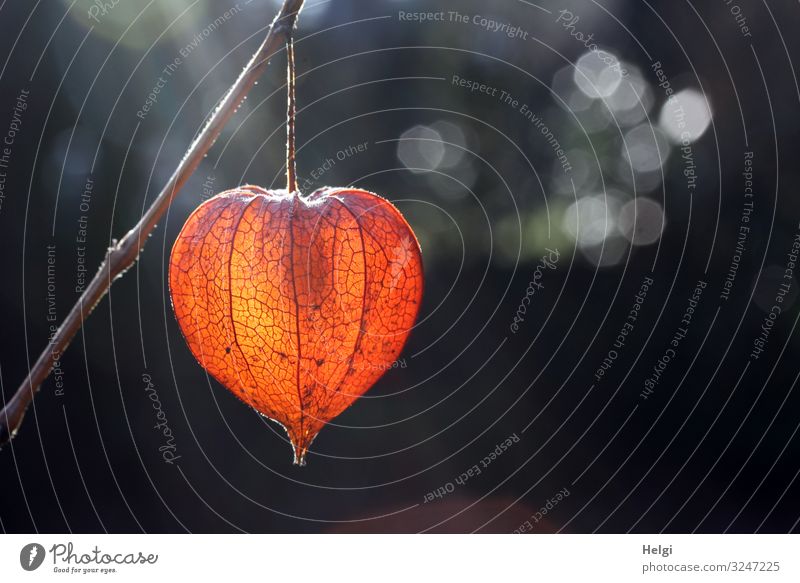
[288,427,318,467]
[292,446,308,466]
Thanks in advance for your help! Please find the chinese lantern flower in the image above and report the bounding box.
[168,185,423,464]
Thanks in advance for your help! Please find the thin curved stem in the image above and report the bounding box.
[0,0,306,447]
[286,31,297,193]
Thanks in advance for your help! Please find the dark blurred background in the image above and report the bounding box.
[1,0,800,533]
